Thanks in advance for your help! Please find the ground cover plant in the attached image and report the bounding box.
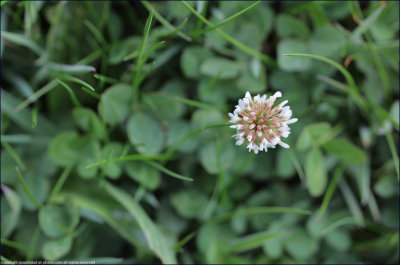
[1,1,399,264]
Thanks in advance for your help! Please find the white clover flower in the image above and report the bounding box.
[229,91,298,154]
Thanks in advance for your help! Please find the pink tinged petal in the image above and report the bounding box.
[249,123,256,129]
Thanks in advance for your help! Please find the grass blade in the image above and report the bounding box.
[15,80,58,112]
[351,5,385,41]
[0,238,27,251]
[46,62,96,74]
[104,182,177,264]
[2,141,26,170]
[48,165,73,203]
[210,206,311,224]
[230,230,286,253]
[93,73,119,85]
[132,9,153,104]
[164,94,225,111]
[181,1,275,67]
[144,161,193,182]
[84,19,107,46]
[284,53,359,95]
[56,74,95,92]
[317,167,344,220]
[56,79,82,107]
[15,167,42,209]
[2,31,43,56]
[157,17,189,39]
[322,216,359,235]
[27,226,41,260]
[86,153,172,169]
[31,104,38,128]
[339,179,364,227]
[142,1,192,42]
[166,122,231,155]
[191,1,260,37]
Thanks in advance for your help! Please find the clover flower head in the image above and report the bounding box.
[229,91,298,154]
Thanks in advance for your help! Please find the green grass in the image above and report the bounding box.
[1,1,398,264]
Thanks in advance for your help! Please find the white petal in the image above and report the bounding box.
[245,91,251,99]
[278,141,289,148]
[286,118,298,124]
[278,100,288,109]
[238,99,245,109]
[247,134,252,142]
[273,91,282,98]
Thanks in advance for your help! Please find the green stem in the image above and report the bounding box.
[15,167,42,209]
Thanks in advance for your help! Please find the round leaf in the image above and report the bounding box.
[278,39,311,72]
[42,235,73,261]
[48,131,80,166]
[200,58,239,79]
[127,112,164,154]
[39,204,79,238]
[305,147,327,197]
[125,161,161,190]
[99,84,132,126]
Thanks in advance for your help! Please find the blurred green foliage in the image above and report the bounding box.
[1,1,399,264]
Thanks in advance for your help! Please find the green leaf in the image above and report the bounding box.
[285,228,318,260]
[143,92,185,122]
[101,142,124,179]
[73,107,107,140]
[390,100,399,126]
[277,148,296,179]
[352,5,385,41]
[276,14,309,39]
[104,182,177,264]
[98,84,132,126]
[317,167,344,219]
[61,183,148,250]
[296,122,331,151]
[38,204,79,238]
[180,46,213,79]
[200,57,240,79]
[125,161,161,190]
[309,24,346,57]
[230,230,286,253]
[170,189,208,219]
[305,147,327,197]
[2,31,44,56]
[167,121,198,153]
[41,235,72,261]
[127,112,164,154]
[325,229,351,252]
[199,140,235,175]
[1,185,22,238]
[277,39,311,72]
[322,138,367,164]
[374,175,397,198]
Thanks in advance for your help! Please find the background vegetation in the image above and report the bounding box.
[1,1,399,264]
